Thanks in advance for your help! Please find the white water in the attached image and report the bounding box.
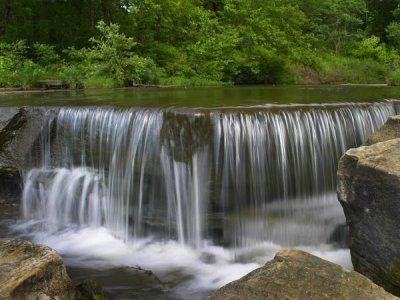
[19,101,399,298]
[13,221,350,299]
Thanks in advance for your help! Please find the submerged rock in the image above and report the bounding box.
[75,279,105,300]
[337,138,400,295]
[205,248,396,300]
[0,238,76,299]
[364,115,400,145]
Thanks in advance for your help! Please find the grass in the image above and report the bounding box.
[84,76,116,88]
[159,76,230,87]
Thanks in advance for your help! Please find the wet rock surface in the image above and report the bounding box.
[0,239,75,300]
[205,248,397,300]
[0,107,59,199]
[0,107,59,170]
[75,279,105,300]
[337,138,400,295]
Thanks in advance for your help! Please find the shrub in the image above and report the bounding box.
[16,60,45,88]
[318,55,387,84]
[32,43,60,67]
[388,70,400,86]
[84,21,161,86]
[59,65,85,89]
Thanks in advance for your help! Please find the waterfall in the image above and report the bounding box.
[22,101,400,248]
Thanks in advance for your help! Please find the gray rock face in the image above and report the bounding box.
[364,115,400,145]
[0,107,59,170]
[0,107,59,198]
[205,248,397,300]
[337,138,400,296]
[0,108,20,132]
[0,239,75,300]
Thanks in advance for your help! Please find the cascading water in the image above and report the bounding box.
[19,100,400,298]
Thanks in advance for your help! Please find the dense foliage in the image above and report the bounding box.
[1,0,400,88]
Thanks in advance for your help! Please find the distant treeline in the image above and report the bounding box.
[1,0,400,88]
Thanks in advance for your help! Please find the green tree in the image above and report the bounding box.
[84,21,159,85]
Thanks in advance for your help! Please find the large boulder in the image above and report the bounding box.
[0,239,75,299]
[205,248,397,300]
[337,138,400,295]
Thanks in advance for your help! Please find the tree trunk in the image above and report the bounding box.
[88,0,94,30]
[0,0,12,36]
[101,0,110,24]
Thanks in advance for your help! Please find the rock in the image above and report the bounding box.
[75,279,105,300]
[0,107,59,198]
[205,248,397,300]
[364,115,400,145]
[0,108,20,132]
[337,138,400,296]
[0,239,75,300]
[0,167,21,199]
[0,107,59,170]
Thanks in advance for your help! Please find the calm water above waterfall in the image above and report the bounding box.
[2,86,400,299]
[1,85,400,107]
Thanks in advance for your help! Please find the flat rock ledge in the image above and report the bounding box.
[0,238,75,300]
[338,138,400,296]
[205,248,397,300]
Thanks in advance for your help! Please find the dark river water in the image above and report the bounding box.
[0,85,400,107]
[1,85,399,299]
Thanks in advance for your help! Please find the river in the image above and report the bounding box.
[1,85,399,299]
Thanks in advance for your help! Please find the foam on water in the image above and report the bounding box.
[13,221,350,298]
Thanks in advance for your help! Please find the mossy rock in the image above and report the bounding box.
[75,279,105,300]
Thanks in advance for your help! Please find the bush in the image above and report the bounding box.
[352,36,387,61]
[84,21,161,86]
[123,56,161,85]
[59,65,85,89]
[0,56,15,87]
[234,48,298,84]
[32,43,60,67]
[317,55,387,84]
[0,55,45,89]
[16,60,45,88]
[388,70,400,86]
[0,40,27,60]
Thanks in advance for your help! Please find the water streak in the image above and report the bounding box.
[22,101,400,248]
